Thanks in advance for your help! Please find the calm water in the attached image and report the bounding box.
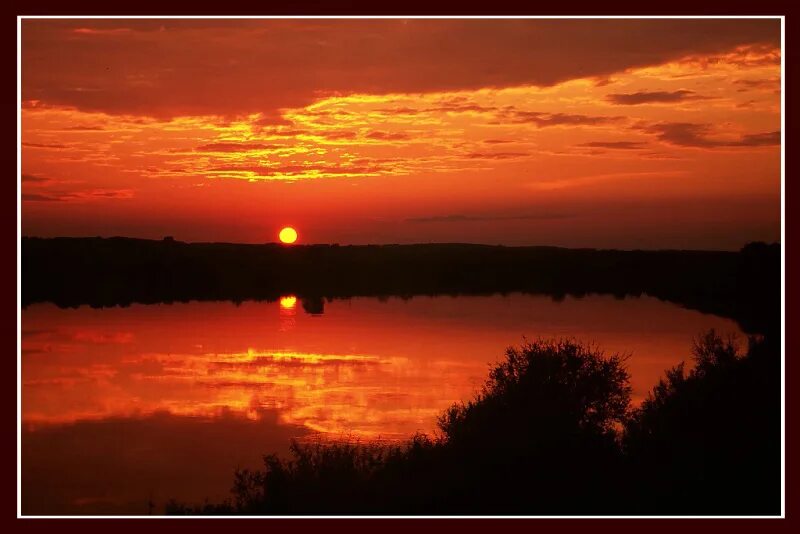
[22,294,742,515]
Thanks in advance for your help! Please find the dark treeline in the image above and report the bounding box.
[166,331,780,516]
[22,237,779,335]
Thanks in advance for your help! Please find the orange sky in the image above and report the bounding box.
[21,19,781,249]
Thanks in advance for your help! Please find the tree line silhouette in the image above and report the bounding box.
[164,330,779,516]
[22,238,779,336]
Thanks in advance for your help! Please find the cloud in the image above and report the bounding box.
[464,152,529,160]
[22,193,60,202]
[195,142,276,152]
[364,130,411,141]
[321,131,358,141]
[734,77,780,89]
[407,212,572,223]
[501,110,623,128]
[206,161,385,180]
[61,125,105,131]
[737,131,781,146]
[22,142,68,149]
[577,141,648,150]
[22,189,135,202]
[88,189,135,199]
[22,19,779,119]
[425,103,497,114]
[606,90,707,105]
[642,122,780,148]
[375,107,421,115]
[22,174,50,183]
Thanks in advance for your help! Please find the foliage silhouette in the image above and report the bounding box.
[623,330,780,515]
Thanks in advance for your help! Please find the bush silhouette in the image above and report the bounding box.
[623,330,780,515]
[435,339,631,514]
[440,339,630,442]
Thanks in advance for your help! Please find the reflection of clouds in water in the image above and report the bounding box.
[23,346,480,439]
[22,295,742,437]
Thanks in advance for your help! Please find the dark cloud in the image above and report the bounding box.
[61,125,105,131]
[642,122,780,148]
[89,190,135,198]
[737,131,781,146]
[502,110,623,128]
[376,106,421,115]
[22,19,779,119]
[22,193,60,202]
[734,77,781,92]
[606,90,707,105]
[577,141,648,150]
[22,189,134,202]
[322,131,358,141]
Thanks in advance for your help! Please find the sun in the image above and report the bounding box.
[279,226,298,244]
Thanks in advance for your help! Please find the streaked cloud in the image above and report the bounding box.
[606,89,707,105]
[577,141,648,150]
[22,189,135,202]
[641,122,780,148]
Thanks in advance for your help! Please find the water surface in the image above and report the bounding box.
[21,294,742,514]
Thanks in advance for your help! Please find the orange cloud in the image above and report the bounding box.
[20,19,781,249]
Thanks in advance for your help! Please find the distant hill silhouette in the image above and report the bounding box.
[22,237,779,336]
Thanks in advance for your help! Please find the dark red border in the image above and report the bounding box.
[6,2,794,532]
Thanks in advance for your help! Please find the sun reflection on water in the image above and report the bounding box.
[279,295,297,331]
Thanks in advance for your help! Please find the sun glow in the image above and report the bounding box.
[279,227,298,244]
[280,295,297,309]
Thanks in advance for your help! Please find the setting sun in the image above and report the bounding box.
[279,227,298,244]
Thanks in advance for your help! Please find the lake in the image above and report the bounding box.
[21,294,742,515]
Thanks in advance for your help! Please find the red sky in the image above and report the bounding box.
[21,19,781,249]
